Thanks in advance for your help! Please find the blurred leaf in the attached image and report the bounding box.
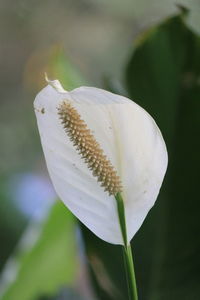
[127,9,188,146]
[0,201,78,300]
[46,46,87,91]
[24,45,87,92]
[125,8,200,300]
[81,9,200,300]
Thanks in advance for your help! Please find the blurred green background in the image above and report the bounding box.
[0,0,200,299]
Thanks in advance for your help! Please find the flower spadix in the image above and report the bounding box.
[34,79,168,245]
[57,101,122,196]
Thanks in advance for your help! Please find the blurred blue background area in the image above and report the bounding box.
[9,173,55,220]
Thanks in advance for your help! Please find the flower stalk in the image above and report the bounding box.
[115,193,138,300]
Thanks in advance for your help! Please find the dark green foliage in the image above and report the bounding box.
[126,9,200,300]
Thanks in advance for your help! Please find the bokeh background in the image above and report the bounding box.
[0,0,200,299]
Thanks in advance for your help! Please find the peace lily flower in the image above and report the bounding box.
[34,78,168,245]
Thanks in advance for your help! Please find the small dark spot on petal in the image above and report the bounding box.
[41,108,45,114]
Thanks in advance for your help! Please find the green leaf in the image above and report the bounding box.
[47,46,87,90]
[125,8,200,300]
[127,11,188,146]
[0,201,78,300]
[149,67,200,300]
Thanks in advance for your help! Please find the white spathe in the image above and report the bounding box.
[34,79,168,245]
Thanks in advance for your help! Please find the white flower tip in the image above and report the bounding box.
[44,72,67,93]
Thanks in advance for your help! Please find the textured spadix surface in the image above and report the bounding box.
[34,80,168,244]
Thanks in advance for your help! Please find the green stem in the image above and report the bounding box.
[124,244,138,300]
[115,193,138,300]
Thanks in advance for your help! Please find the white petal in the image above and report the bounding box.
[34,82,168,244]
